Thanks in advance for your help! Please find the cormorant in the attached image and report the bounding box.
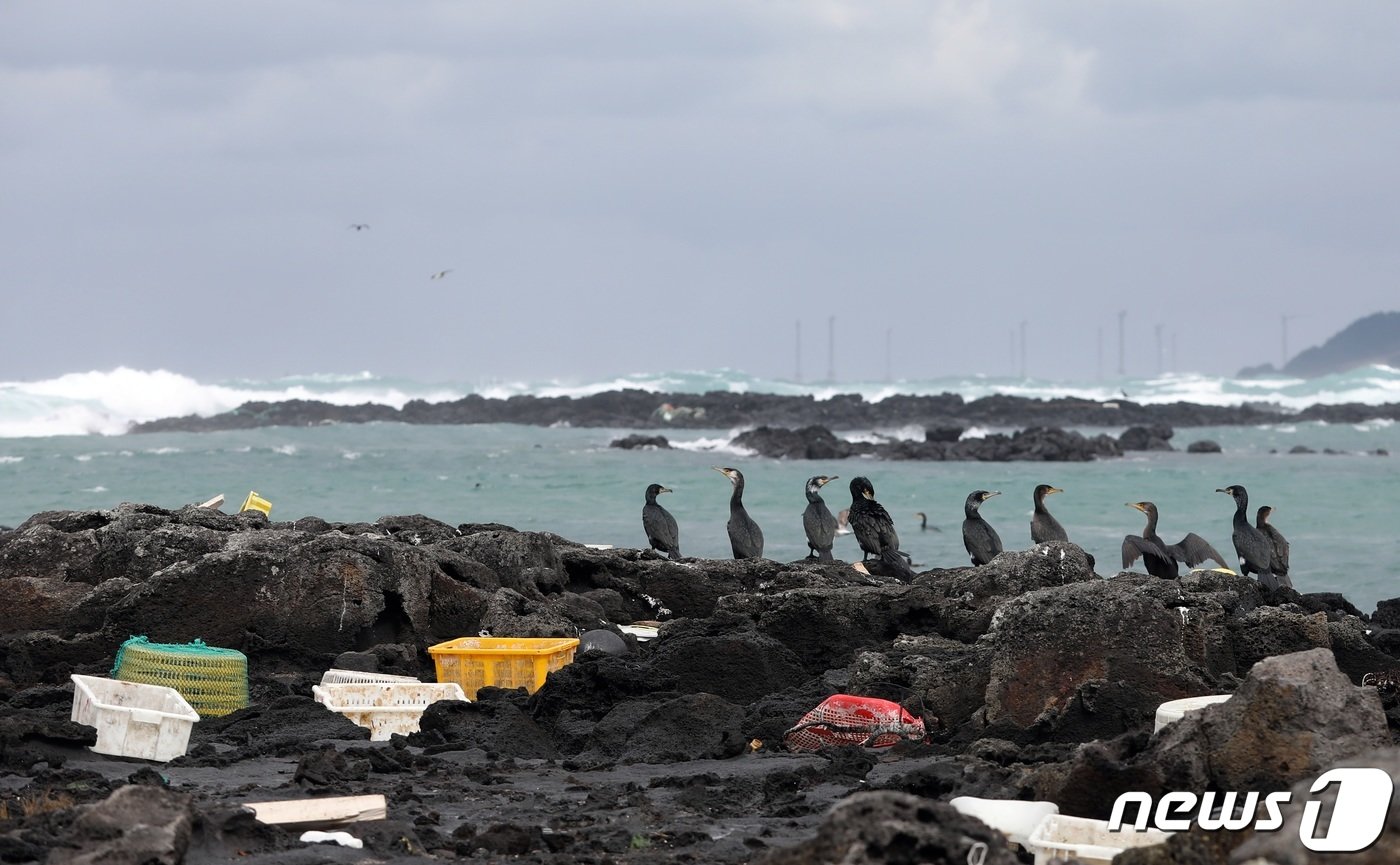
[714,467,764,559]
[642,483,680,560]
[848,477,914,578]
[1030,484,1069,544]
[914,512,941,532]
[1121,501,1227,578]
[430,269,453,279]
[962,490,1003,566]
[1217,485,1286,590]
[1255,505,1290,579]
[802,475,840,561]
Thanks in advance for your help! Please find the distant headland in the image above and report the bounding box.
[1239,311,1400,379]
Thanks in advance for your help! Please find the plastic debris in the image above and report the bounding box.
[782,694,926,751]
[300,830,363,849]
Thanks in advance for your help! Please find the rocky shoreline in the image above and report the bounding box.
[4,503,1400,863]
[127,390,1400,434]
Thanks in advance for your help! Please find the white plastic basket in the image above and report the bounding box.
[1026,814,1171,865]
[1153,694,1232,733]
[311,682,467,741]
[318,668,422,687]
[70,674,200,762]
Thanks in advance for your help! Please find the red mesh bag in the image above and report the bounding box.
[782,694,926,751]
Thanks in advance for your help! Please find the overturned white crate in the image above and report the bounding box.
[1026,813,1171,865]
[311,682,467,741]
[318,669,422,687]
[70,674,200,762]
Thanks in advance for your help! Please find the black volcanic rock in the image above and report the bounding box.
[1186,439,1222,453]
[731,424,1119,462]
[1118,423,1175,451]
[608,434,672,450]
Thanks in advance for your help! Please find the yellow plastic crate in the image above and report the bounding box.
[427,637,579,699]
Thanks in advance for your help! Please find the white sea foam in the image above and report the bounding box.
[3,364,1400,438]
[0,456,22,463]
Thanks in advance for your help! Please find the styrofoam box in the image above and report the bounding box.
[950,796,1059,847]
[312,682,467,741]
[1026,814,1172,865]
[318,668,422,687]
[70,674,200,762]
[1153,694,1232,733]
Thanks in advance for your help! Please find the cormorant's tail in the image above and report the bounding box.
[668,548,681,561]
[880,548,915,579]
[817,548,834,562]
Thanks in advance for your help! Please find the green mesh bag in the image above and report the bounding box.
[112,635,249,717]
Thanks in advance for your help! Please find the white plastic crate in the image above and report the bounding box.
[1153,694,1232,733]
[1026,813,1172,865]
[311,682,467,741]
[70,674,200,762]
[318,668,422,687]
[950,796,1059,847]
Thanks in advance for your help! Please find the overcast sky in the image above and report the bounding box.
[3,2,1398,385]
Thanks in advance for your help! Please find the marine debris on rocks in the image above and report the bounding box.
[3,502,1400,862]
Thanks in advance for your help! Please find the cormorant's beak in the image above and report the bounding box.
[1214,487,1229,495]
[862,490,874,499]
[660,487,673,494]
[1126,502,1145,512]
[984,491,1001,500]
[1048,487,1063,496]
[818,476,837,486]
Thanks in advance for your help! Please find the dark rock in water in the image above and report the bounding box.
[49,784,194,865]
[924,425,963,443]
[1186,439,1221,453]
[1290,444,1316,454]
[1118,423,1175,451]
[759,791,1020,865]
[608,433,672,449]
[578,629,628,656]
[731,424,1119,462]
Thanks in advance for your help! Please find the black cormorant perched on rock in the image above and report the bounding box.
[848,477,913,578]
[642,483,680,560]
[1121,501,1226,578]
[802,475,839,561]
[1217,485,1286,590]
[1256,505,1290,579]
[962,490,1003,566]
[1030,484,1068,544]
[714,467,764,559]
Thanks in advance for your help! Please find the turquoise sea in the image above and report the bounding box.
[2,366,1399,612]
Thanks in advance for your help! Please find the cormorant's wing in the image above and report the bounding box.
[1263,525,1290,575]
[1169,533,1227,569]
[1122,534,1168,569]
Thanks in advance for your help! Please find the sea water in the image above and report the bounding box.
[1,368,1398,612]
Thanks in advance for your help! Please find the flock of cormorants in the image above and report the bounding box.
[640,469,1293,590]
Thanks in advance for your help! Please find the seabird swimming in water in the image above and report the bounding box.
[802,475,839,561]
[1217,485,1287,590]
[714,467,763,559]
[1030,484,1069,544]
[349,223,370,231]
[1121,501,1226,578]
[914,512,941,532]
[642,483,680,560]
[962,490,1003,566]
[1255,505,1290,579]
[847,477,913,578]
[430,269,453,279]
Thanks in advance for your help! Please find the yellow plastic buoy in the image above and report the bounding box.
[240,491,272,515]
